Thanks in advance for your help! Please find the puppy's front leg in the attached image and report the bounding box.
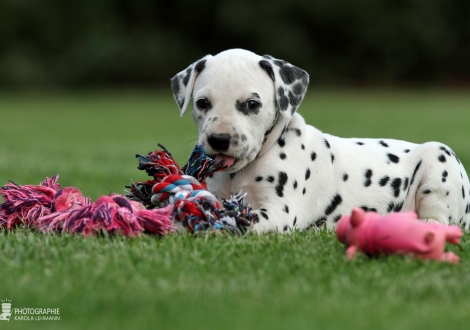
[251,206,292,233]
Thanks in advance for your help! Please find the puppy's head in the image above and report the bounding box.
[171,49,309,173]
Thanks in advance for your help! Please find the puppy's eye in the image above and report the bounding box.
[246,100,260,110]
[196,98,211,110]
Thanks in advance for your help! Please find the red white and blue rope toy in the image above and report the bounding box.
[126,144,258,234]
[0,144,258,237]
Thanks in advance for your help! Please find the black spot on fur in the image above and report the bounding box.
[394,201,404,212]
[315,216,327,227]
[360,206,377,212]
[403,177,409,191]
[283,225,289,232]
[357,142,364,145]
[241,134,246,141]
[387,153,400,164]
[182,67,192,86]
[292,128,302,136]
[236,100,260,116]
[255,176,263,182]
[305,168,311,180]
[442,170,448,183]
[177,99,184,109]
[275,172,288,197]
[293,180,298,189]
[311,152,317,161]
[331,154,335,163]
[278,138,285,147]
[325,194,342,216]
[259,60,275,81]
[379,140,389,147]
[293,216,297,226]
[462,185,466,199]
[422,189,431,194]
[364,169,373,187]
[293,83,306,95]
[404,149,410,153]
[195,60,206,73]
[440,146,451,156]
[230,173,236,180]
[438,154,447,163]
[267,176,275,183]
[301,144,305,150]
[260,211,269,220]
[333,215,342,222]
[280,152,286,160]
[452,151,461,164]
[410,160,422,186]
[387,202,395,212]
[343,173,349,181]
[302,188,306,195]
[274,60,308,85]
[283,205,289,213]
[171,76,180,96]
[324,139,331,148]
[278,87,289,111]
[391,178,402,197]
[288,91,302,112]
[379,176,390,187]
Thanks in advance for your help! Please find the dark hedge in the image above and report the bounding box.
[1,0,469,87]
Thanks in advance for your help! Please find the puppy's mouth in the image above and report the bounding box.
[212,153,237,169]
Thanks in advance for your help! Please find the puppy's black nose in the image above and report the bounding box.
[207,133,231,152]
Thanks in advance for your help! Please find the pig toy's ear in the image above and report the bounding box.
[350,208,366,228]
[424,231,435,244]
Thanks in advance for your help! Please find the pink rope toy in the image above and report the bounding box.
[336,207,463,263]
[0,175,174,237]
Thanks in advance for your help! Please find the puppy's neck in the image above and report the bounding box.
[256,114,290,159]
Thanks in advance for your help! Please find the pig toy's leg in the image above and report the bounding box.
[441,252,460,264]
[346,245,358,259]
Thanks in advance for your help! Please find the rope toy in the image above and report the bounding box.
[0,144,258,236]
[126,144,259,235]
[0,175,174,237]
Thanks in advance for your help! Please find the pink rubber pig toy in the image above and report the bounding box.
[336,208,463,263]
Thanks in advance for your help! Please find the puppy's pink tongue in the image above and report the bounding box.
[215,154,235,168]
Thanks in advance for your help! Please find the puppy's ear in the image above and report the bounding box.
[258,55,309,119]
[171,55,212,116]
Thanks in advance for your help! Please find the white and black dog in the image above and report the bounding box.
[171,49,470,232]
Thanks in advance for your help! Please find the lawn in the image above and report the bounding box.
[1,88,470,329]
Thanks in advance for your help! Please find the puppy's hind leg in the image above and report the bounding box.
[413,142,465,226]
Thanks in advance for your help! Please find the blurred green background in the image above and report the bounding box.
[1,0,469,88]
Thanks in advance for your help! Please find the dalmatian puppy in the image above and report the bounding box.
[171,48,470,232]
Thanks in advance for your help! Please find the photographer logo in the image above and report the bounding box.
[0,298,12,322]
[0,298,60,321]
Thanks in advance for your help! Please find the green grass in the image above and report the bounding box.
[1,89,470,329]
